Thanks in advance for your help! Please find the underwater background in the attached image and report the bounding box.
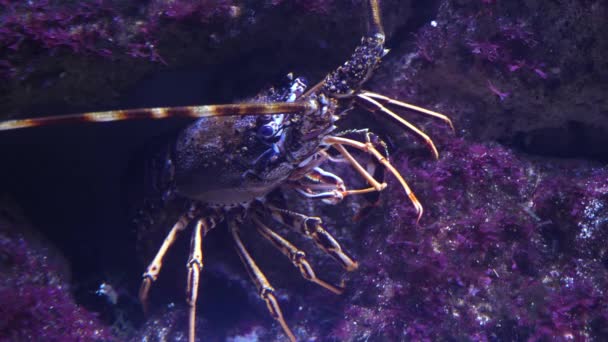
[0,0,607,341]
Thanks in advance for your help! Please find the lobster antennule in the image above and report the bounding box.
[361,91,455,132]
[0,101,316,131]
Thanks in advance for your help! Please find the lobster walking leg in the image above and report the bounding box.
[139,211,197,313]
[330,143,387,191]
[229,220,296,342]
[265,205,358,272]
[291,166,382,204]
[324,133,424,223]
[304,167,346,192]
[252,215,344,294]
[186,218,206,342]
[292,181,381,203]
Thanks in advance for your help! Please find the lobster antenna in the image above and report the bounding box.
[367,0,385,38]
[0,102,315,131]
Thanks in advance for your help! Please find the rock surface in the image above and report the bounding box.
[0,0,607,341]
[0,197,113,341]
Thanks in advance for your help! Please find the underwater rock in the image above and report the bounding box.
[0,0,409,118]
[371,0,608,161]
[254,139,608,340]
[0,1,607,341]
[332,139,608,340]
[0,196,113,341]
[130,304,204,342]
[132,302,286,342]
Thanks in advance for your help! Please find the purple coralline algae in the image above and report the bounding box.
[325,138,608,340]
[0,0,401,117]
[0,0,607,341]
[0,200,113,341]
[207,138,605,341]
[374,0,608,150]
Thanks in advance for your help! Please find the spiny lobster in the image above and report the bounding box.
[0,1,453,341]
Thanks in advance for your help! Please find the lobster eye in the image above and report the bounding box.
[258,124,275,138]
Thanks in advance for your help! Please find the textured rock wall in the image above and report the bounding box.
[1,0,607,341]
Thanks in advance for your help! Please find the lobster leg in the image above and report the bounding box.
[252,215,344,294]
[293,182,381,203]
[265,205,358,272]
[229,220,296,342]
[289,144,388,203]
[186,218,206,342]
[304,167,346,192]
[292,165,381,204]
[324,133,424,223]
[330,143,387,192]
[139,211,197,313]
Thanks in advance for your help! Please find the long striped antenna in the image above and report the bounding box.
[367,0,385,38]
[0,101,316,131]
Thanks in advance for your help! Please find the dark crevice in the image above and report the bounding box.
[509,120,608,163]
[386,0,442,50]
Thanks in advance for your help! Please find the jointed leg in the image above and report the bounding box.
[288,139,389,204]
[334,131,387,220]
[265,205,359,272]
[292,182,383,204]
[229,220,296,342]
[139,209,198,313]
[324,134,424,223]
[288,150,332,181]
[292,165,382,204]
[304,167,346,192]
[252,215,344,294]
[331,143,387,191]
[186,219,205,342]
[289,131,387,203]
